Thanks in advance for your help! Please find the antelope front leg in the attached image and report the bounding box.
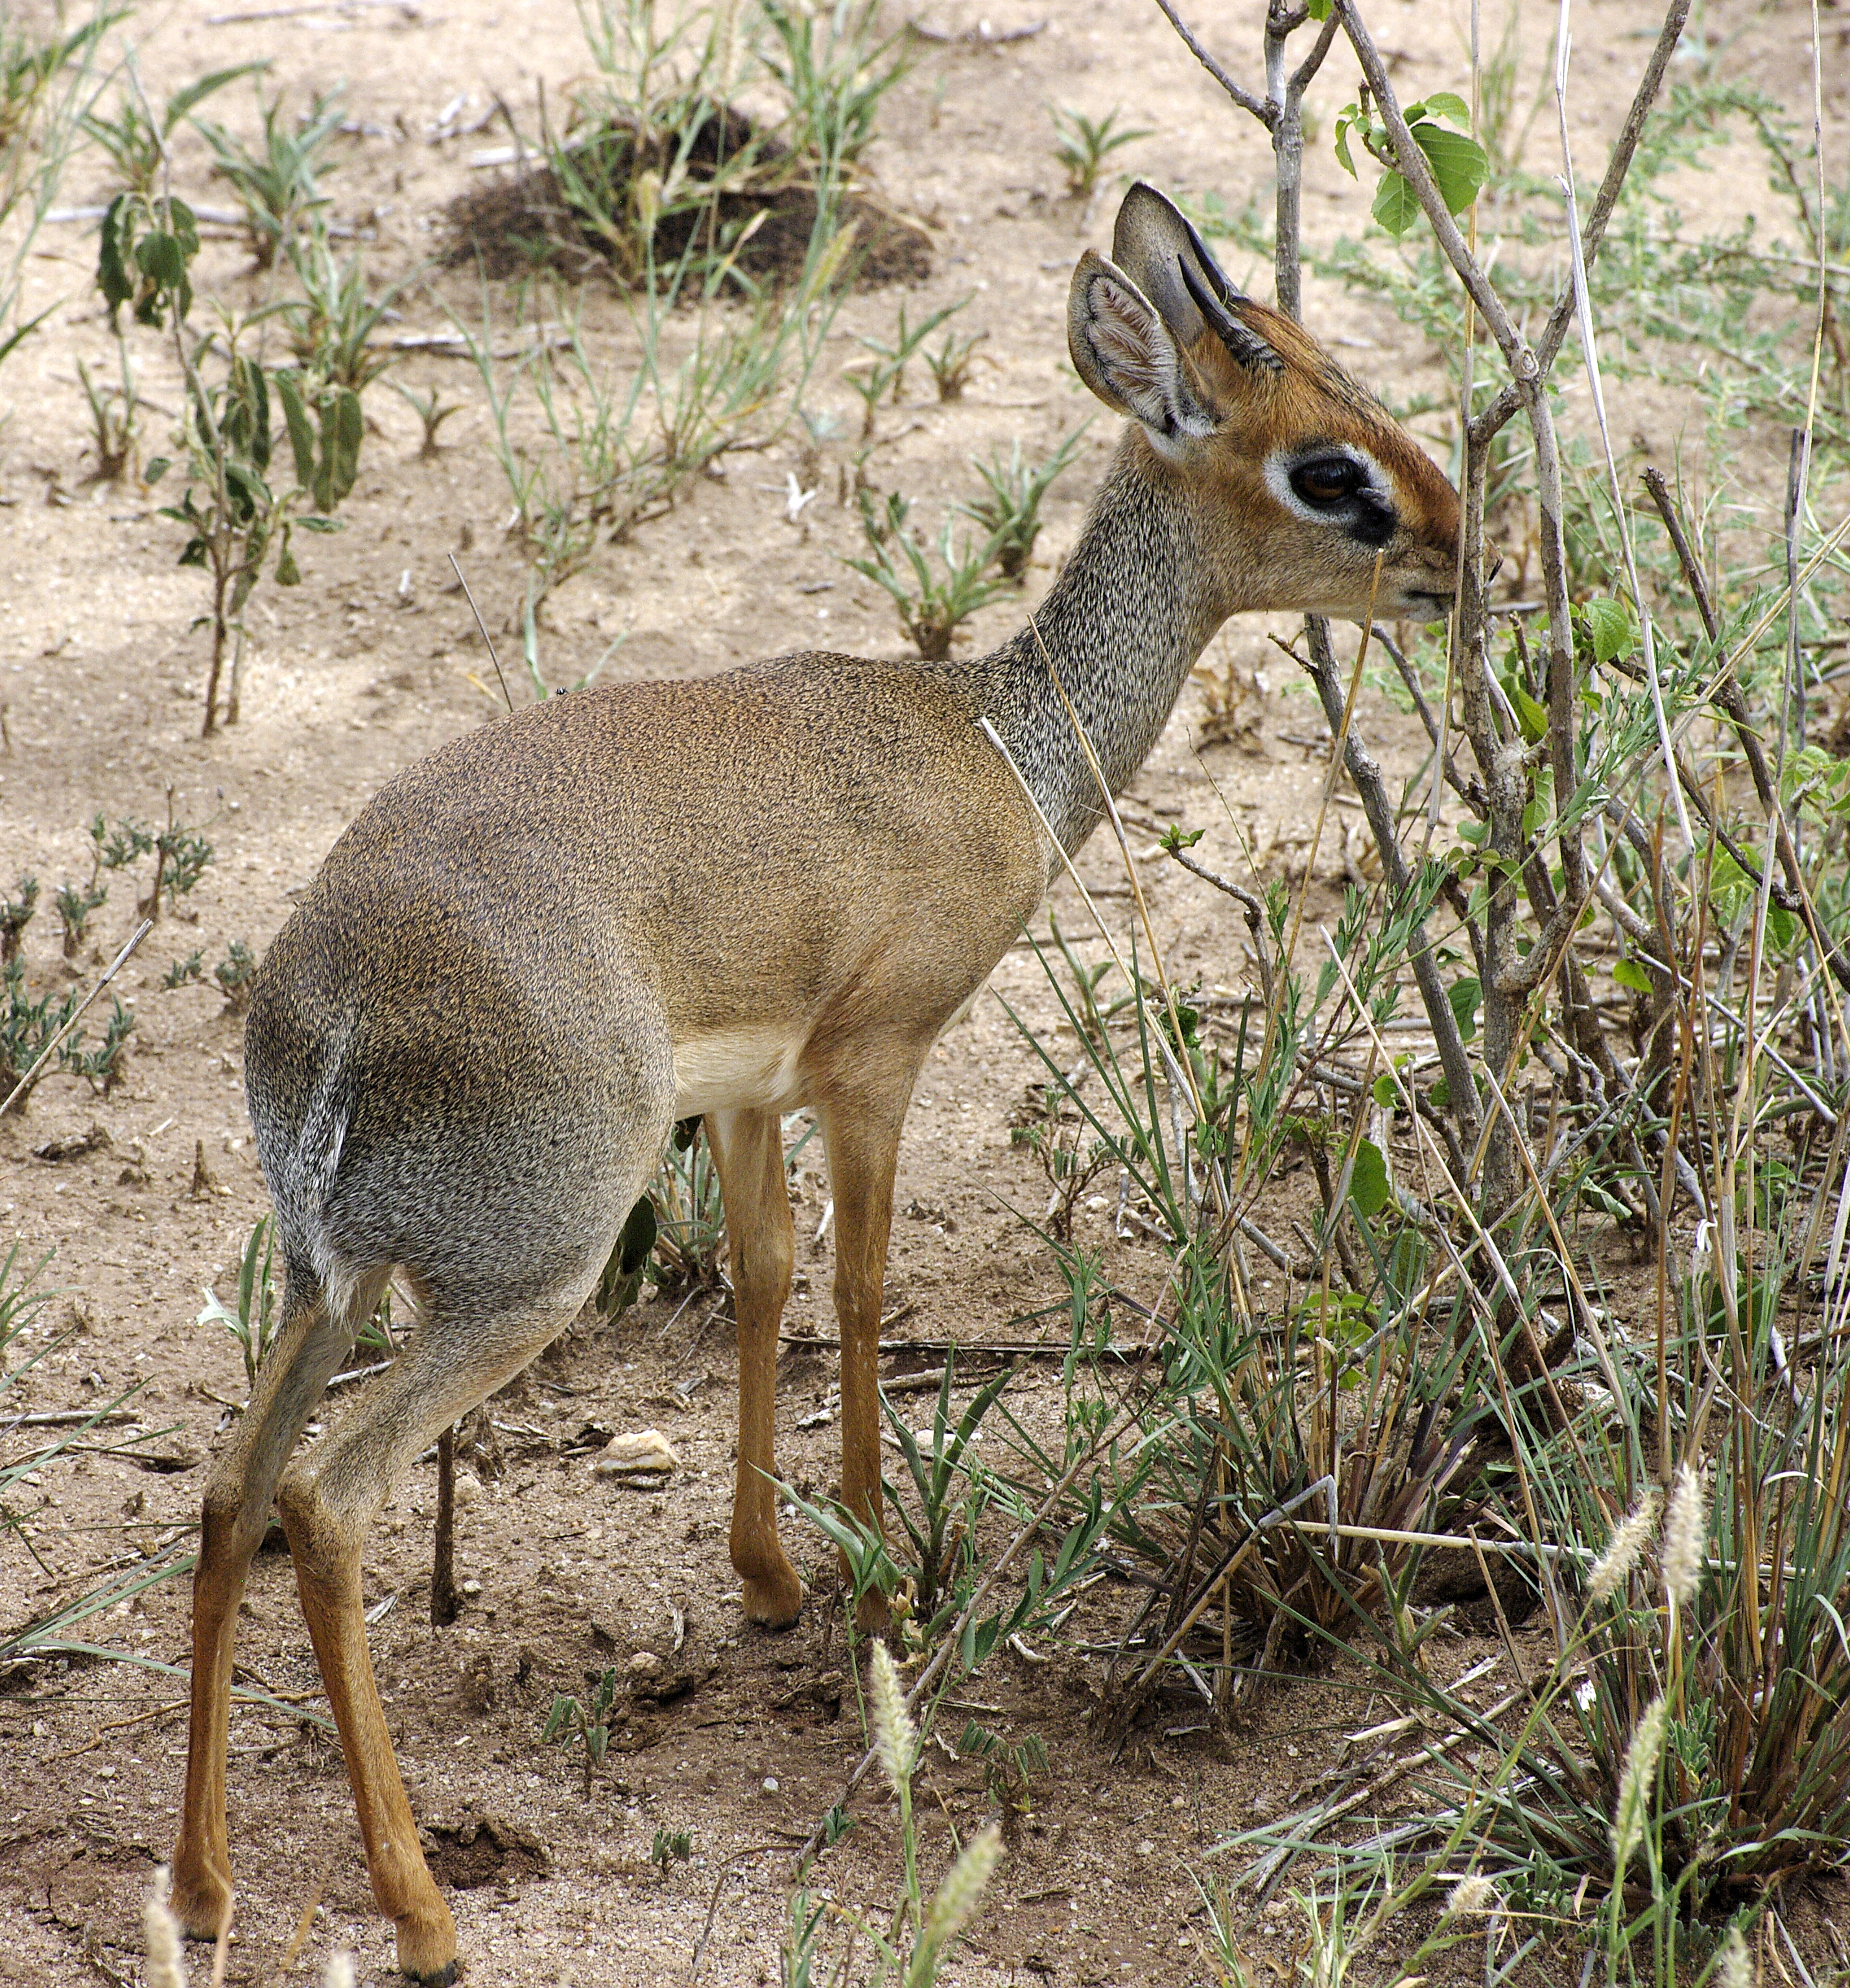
[708,1108,803,1628]
[817,1090,907,1634]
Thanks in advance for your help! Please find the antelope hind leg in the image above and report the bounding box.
[172,1275,362,1943]
[274,1292,582,1983]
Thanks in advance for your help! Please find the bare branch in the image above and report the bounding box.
[1152,0,1272,125]
[1475,1,1691,437]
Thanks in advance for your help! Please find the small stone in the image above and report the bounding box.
[628,1650,661,1677]
[593,1430,680,1477]
[97,1764,117,1780]
[453,1471,481,1509]
[461,1577,482,1596]
[1136,1839,1154,1856]
[762,1777,778,1795]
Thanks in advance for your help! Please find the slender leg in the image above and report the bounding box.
[275,1295,578,1983]
[707,1108,802,1628]
[172,1276,361,1942]
[816,1079,914,1633]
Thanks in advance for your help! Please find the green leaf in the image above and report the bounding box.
[1429,1075,1450,1108]
[1613,958,1654,994]
[1159,824,1206,852]
[1419,92,1472,126]
[1583,595,1637,665]
[144,455,171,485]
[1502,673,1548,745]
[1372,1072,1400,1108]
[1333,106,1363,180]
[313,387,364,510]
[97,194,133,322]
[1305,0,1331,15]
[274,369,315,488]
[1447,975,1481,1043]
[1411,122,1489,216]
[1349,1139,1390,1221]
[1766,905,1798,952]
[1371,170,1423,238]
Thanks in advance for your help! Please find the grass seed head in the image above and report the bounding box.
[911,1823,1004,1982]
[1611,1692,1670,1871]
[1716,1925,1754,1988]
[1588,1485,1662,1604]
[143,1866,190,1988]
[868,1640,918,1796]
[1446,1873,1496,1916]
[1661,1461,1705,1609]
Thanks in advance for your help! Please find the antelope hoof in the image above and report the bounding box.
[394,1906,460,1985]
[854,1586,892,1635]
[741,1564,803,1629]
[169,1858,233,1946]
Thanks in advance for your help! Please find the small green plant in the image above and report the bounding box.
[923,326,986,403]
[279,224,401,394]
[541,1666,619,1796]
[76,342,138,483]
[844,297,966,440]
[955,1719,1047,1841]
[80,56,266,198]
[54,880,106,959]
[759,0,912,174]
[1,7,111,376]
[845,491,1012,661]
[881,1356,1017,1633]
[89,812,153,874]
[649,1825,692,1873]
[1050,104,1150,200]
[99,192,369,732]
[213,939,257,1011]
[956,427,1087,581]
[161,951,204,989]
[198,1216,279,1389]
[141,810,214,919]
[62,998,133,1097]
[0,874,37,963]
[1,959,77,1108]
[646,1116,726,1292]
[192,84,343,269]
[783,1643,1003,1985]
[390,379,466,459]
[1009,1083,1113,1241]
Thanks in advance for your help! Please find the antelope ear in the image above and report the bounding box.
[1067,249,1217,451]
[1111,180,1287,376]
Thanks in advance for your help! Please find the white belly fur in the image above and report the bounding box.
[672,1026,809,1116]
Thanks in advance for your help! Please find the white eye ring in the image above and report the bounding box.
[1263,447,1385,525]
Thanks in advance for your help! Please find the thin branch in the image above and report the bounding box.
[1152,0,1272,124]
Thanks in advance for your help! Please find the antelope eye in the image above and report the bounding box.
[1290,457,1366,507]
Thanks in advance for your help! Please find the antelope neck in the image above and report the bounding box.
[971,435,1226,857]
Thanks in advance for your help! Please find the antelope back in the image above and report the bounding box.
[1069,181,1459,621]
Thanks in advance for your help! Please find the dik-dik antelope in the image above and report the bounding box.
[172,183,1458,1979]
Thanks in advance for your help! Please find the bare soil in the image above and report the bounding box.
[3,2,1846,1983]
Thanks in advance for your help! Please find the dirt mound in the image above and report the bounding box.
[443,102,931,289]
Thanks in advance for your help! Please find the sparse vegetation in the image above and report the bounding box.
[1049,104,1149,200]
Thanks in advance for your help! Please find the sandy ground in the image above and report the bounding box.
[3,0,1846,1982]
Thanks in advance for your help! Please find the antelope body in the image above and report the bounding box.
[172,185,1459,1980]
